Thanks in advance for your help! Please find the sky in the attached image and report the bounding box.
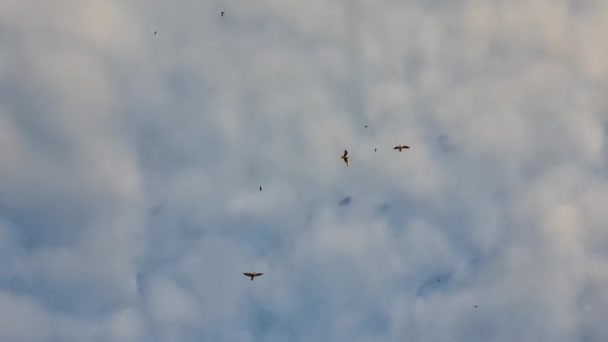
[1,0,608,341]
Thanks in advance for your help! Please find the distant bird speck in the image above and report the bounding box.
[259,186,262,192]
[221,10,225,17]
[474,305,478,308]
[154,31,157,35]
[438,279,440,282]
[364,125,368,128]
[374,148,377,152]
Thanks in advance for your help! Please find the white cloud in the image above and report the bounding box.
[1,0,608,340]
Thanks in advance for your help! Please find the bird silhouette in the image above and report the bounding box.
[243,272,263,281]
[341,150,349,167]
[221,10,225,17]
[393,145,410,152]
[154,31,157,35]
[259,186,262,192]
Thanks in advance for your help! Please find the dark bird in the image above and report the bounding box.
[154,31,157,35]
[364,125,368,128]
[341,150,349,167]
[374,148,377,152]
[474,305,478,308]
[259,186,262,192]
[243,272,263,281]
[221,10,225,17]
[437,279,440,282]
[394,145,410,152]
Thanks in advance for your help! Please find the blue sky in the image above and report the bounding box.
[1,0,608,341]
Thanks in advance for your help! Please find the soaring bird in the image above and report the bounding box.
[221,10,225,17]
[394,145,410,152]
[341,150,349,167]
[243,272,263,281]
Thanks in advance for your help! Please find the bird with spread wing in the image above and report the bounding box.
[243,272,263,281]
[341,150,349,167]
[393,145,410,152]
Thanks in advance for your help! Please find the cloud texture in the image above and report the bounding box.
[1,0,608,340]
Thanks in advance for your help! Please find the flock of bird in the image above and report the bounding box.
[246,144,410,280]
[149,10,482,312]
[341,144,410,168]
[154,10,412,283]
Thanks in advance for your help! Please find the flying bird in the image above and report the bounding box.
[394,145,410,152]
[243,272,263,281]
[374,148,377,152]
[259,186,262,192]
[154,31,157,35]
[474,305,478,308]
[364,125,368,128]
[221,10,225,17]
[341,150,349,167]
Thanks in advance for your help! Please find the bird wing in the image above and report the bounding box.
[393,146,399,149]
[255,273,263,277]
[343,150,348,157]
[243,273,254,277]
[403,145,410,149]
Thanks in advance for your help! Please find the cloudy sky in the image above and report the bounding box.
[1,0,608,341]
